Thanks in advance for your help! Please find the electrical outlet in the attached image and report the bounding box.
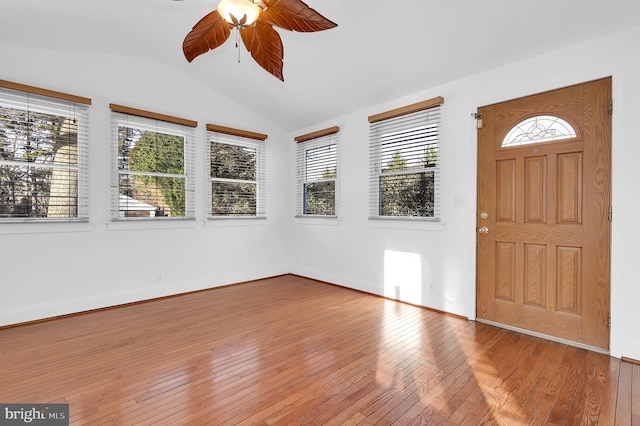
[156,272,163,282]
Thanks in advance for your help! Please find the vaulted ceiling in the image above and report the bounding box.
[2,0,639,131]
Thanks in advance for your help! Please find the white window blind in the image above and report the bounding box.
[207,130,266,218]
[111,109,196,220]
[0,84,90,222]
[369,99,442,220]
[295,128,338,217]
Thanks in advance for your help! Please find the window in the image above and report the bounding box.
[207,124,267,218]
[295,126,339,217]
[502,115,577,147]
[369,97,443,220]
[110,104,196,220]
[0,81,90,222]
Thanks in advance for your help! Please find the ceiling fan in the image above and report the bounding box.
[182,0,338,81]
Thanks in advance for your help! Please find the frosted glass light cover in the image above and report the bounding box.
[217,0,261,26]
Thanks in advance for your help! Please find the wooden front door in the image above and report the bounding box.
[476,78,611,350]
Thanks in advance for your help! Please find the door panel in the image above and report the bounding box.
[477,78,611,349]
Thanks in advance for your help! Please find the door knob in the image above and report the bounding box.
[478,226,489,234]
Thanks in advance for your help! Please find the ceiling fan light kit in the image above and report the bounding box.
[217,0,263,27]
[183,0,337,81]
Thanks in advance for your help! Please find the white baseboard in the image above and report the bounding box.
[621,341,640,362]
[289,266,382,296]
[0,267,288,327]
[290,266,467,317]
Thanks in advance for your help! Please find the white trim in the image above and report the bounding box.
[0,270,288,327]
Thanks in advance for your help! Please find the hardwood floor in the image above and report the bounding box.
[0,274,637,425]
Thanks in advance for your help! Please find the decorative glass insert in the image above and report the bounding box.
[502,115,577,147]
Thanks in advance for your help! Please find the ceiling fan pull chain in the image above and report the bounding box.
[235,27,240,64]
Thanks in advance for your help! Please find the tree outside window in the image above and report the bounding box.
[210,142,258,216]
[0,91,87,220]
[369,101,442,221]
[295,132,338,217]
[118,127,186,217]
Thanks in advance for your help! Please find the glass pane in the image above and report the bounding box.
[119,174,185,217]
[119,128,184,174]
[502,115,577,147]
[304,180,335,215]
[305,144,336,181]
[0,106,78,166]
[211,181,257,216]
[210,142,256,180]
[0,165,77,218]
[379,171,434,217]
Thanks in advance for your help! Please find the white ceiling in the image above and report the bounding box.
[2,0,639,131]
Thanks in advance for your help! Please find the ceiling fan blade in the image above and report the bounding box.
[261,0,337,32]
[183,10,231,62]
[241,21,284,81]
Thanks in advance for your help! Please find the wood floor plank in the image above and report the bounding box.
[578,352,612,424]
[325,318,479,424]
[511,342,572,424]
[481,336,556,423]
[562,350,603,424]
[0,274,631,425]
[525,346,579,425]
[633,363,640,426]
[545,347,589,424]
[382,325,509,425]
[265,307,436,425]
[597,357,620,426]
[457,333,540,424]
[615,361,633,426]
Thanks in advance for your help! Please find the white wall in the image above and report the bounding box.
[0,47,291,325]
[289,25,640,360]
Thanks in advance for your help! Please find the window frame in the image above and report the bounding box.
[368,97,443,222]
[294,126,339,218]
[206,124,267,219]
[0,80,91,223]
[110,104,197,221]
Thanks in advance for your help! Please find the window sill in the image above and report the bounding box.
[205,217,267,227]
[295,215,340,226]
[107,218,198,231]
[368,217,444,231]
[0,220,94,235]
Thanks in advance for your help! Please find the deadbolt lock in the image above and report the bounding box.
[480,212,489,220]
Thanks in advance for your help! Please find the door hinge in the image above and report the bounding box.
[608,206,612,222]
[608,313,611,330]
[609,99,613,115]
[472,112,484,129]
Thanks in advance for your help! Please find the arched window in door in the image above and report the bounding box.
[502,115,577,147]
